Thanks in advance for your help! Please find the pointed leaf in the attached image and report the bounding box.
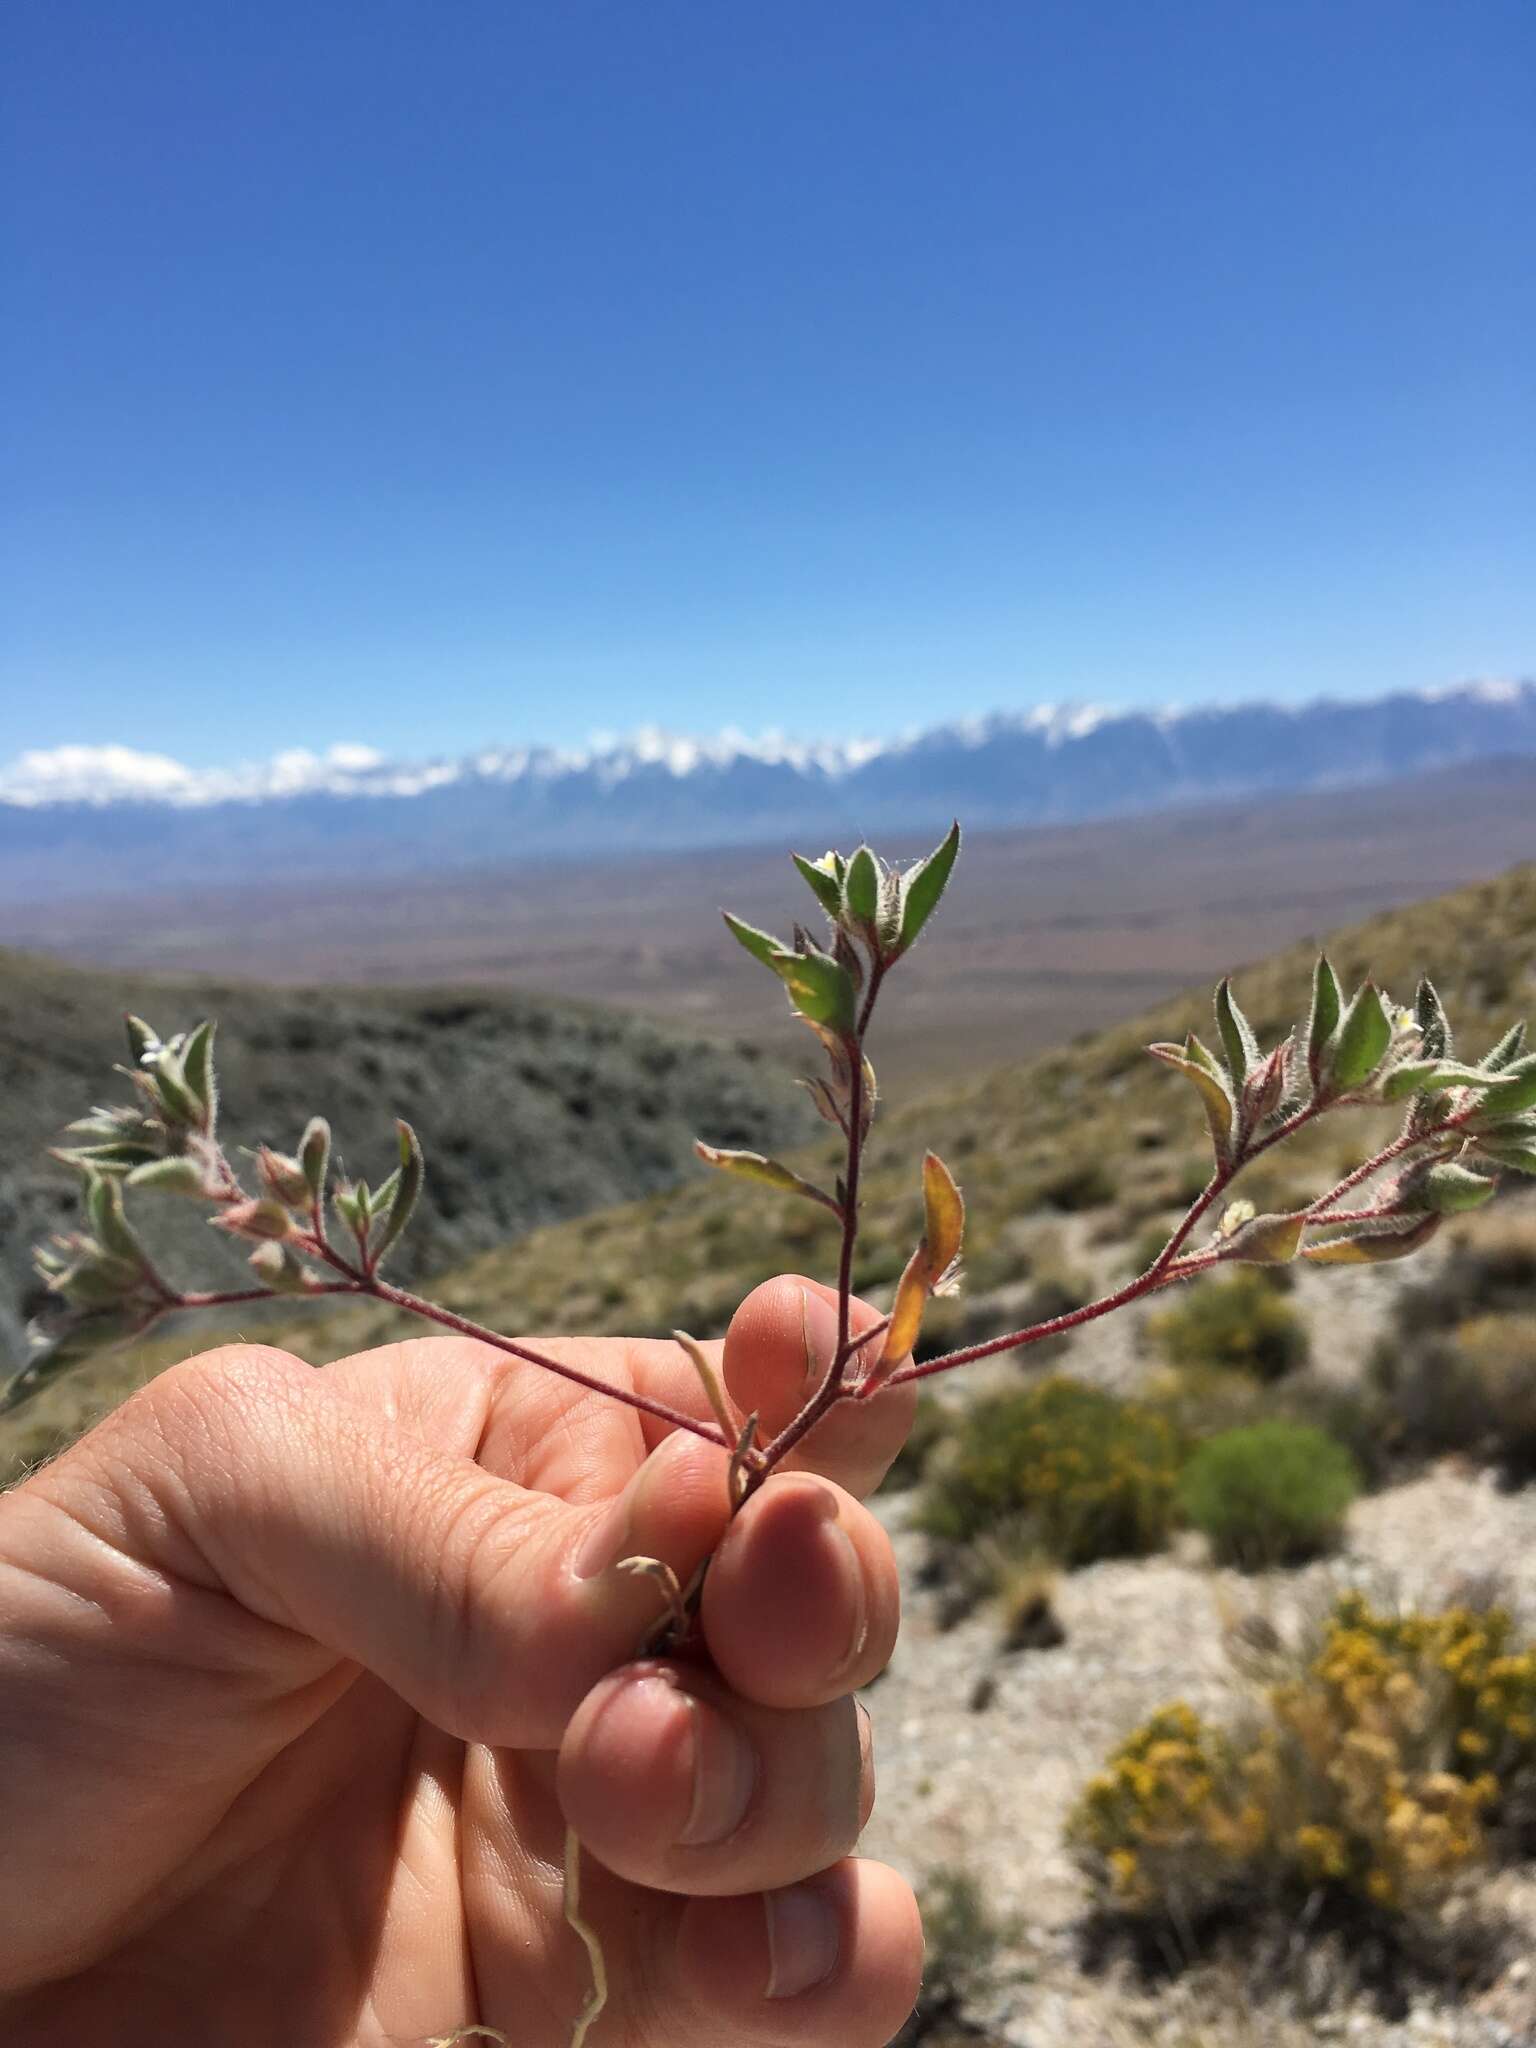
[1475,1059,1536,1121]
[722,912,791,970]
[922,1151,965,1274]
[1484,1020,1528,1073]
[151,1047,205,1126]
[1382,1059,1475,1102]
[181,1020,217,1131]
[882,1249,930,1370]
[1215,979,1258,1086]
[1329,983,1391,1090]
[372,1121,425,1265]
[1301,1215,1441,1265]
[124,1014,158,1063]
[1148,1043,1234,1159]
[694,1142,843,1217]
[897,822,961,953]
[1414,978,1453,1063]
[843,846,880,927]
[791,853,844,920]
[1307,956,1342,1084]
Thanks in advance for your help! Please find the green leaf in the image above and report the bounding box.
[1414,1163,1498,1214]
[1476,1136,1536,1174]
[897,822,961,953]
[50,1142,157,1173]
[1214,979,1259,1085]
[771,949,858,1034]
[1307,956,1342,1083]
[1380,1059,1497,1103]
[86,1173,146,1267]
[791,853,844,920]
[1414,978,1453,1063]
[694,1142,842,1216]
[300,1116,331,1201]
[181,1020,217,1130]
[1484,1020,1528,1072]
[152,1048,205,1127]
[372,1121,425,1266]
[1474,1058,1536,1121]
[1328,983,1391,1090]
[126,1156,208,1196]
[722,912,791,970]
[843,846,880,927]
[124,1014,158,1063]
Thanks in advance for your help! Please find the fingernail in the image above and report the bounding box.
[677,1694,758,1846]
[827,1520,869,1672]
[800,1287,840,1384]
[571,1481,635,1581]
[764,1881,840,1998]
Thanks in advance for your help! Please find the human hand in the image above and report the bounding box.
[0,1276,922,2047]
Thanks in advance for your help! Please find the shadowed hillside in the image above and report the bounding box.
[0,950,813,1371]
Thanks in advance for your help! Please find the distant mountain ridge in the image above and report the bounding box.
[3,679,1533,899]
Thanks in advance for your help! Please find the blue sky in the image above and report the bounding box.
[5,0,1533,768]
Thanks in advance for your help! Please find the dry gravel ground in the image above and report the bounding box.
[855,1220,1536,2048]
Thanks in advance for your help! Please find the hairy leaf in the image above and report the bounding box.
[694,1142,842,1216]
[897,822,961,953]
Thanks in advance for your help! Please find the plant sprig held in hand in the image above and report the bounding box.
[12,824,1536,2046]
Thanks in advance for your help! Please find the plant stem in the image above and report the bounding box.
[343,1267,730,1449]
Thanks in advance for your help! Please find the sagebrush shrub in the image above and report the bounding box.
[1177,1421,1360,1569]
[1371,1308,1536,1483]
[914,1376,1182,1565]
[1149,1269,1310,1381]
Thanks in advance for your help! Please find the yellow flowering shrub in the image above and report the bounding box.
[1069,1595,1536,1925]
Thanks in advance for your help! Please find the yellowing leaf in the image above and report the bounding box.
[922,1151,964,1274]
[1148,1042,1234,1158]
[693,1143,843,1217]
[1301,1215,1441,1265]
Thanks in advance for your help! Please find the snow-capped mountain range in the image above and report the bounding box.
[2,679,1532,900]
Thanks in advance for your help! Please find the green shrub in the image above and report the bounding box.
[1150,1271,1309,1381]
[1178,1422,1358,1569]
[915,1376,1181,1565]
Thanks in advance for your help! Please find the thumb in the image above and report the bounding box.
[49,1344,736,1750]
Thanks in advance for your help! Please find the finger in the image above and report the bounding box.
[664,1860,922,2047]
[557,1658,875,1896]
[722,1276,916,1497]
[51,1343,738,1750]
[701,1472,899,1707]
